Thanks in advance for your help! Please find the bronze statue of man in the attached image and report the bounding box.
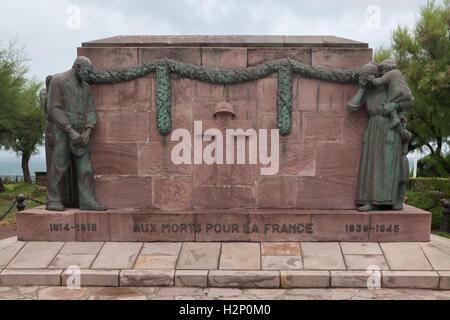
[45,56,106,211]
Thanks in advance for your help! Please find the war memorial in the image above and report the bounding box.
[16,35,430,243]
[3,36,449,291]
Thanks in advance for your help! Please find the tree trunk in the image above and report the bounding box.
[0,177,5,193]
[21,153,31,184]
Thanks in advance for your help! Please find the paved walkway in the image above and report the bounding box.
[0,286,449,300]
[0,235,450,290]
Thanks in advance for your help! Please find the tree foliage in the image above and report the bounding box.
[378,0,450,176]
[0,41,46,183]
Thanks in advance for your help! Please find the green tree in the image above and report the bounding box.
[0,41,46,183]
[373,46,392,64]
[387,0,450,176]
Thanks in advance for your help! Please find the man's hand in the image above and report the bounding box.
[80,128,92,146]
[359,73,369,88]
[381,102,398,115]
[68,128,82,145]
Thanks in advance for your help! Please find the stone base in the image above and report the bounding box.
[16,205,431,242]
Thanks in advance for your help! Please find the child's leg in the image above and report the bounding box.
[389,110,401,129]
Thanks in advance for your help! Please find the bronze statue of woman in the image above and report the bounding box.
[347,61,415,212]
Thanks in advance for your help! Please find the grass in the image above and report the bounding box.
[0,183,46,227]
[435,232,450,239]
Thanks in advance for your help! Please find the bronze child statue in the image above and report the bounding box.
[45,56,106,212]
[366,59,413,130]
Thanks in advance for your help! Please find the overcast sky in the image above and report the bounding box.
[0,0,429,158]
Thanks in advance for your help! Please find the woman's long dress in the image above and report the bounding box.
[355,87,402,206]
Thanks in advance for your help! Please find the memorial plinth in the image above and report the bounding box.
[17,35,431,242]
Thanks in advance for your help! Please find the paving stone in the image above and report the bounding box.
[220,243,260,270]
[0,237,19,251]
[90,287,140,297]
[91,242,142,269]
[438,271,450,290]
[60,242,104,255]
[420,243,450,271]
[7,242,64,269]
[247,289,286,298]
[262,256,302,270]
[281,271,330,288]
[175,270,208,287]
[134,255,178,270]
[208,270,280,288]
[120,270,174,286]
[206,288,243,297]
[340,242,382,255]
[344,255,389,270]
[49,254,96,269]
[0,241,26,269]
[0,269,62,286]
[261,242,301,255]
[140,242,182,255]
[158,287,205,296]
[382,271,439,289]
[331,271,372,288]
[62,269,119,287]
[430,234,450,255]
[38,287,89,300]
[177,243,221,270]
[381,243,433,271]
[301,243,346,270]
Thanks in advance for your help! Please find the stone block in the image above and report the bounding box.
[311,212,370,241]
[438,271,450,290]
[262,256,302,270]
[120,270,174,287]
[279,144,317,177]
[60,242,104,255]
[91,242,142,269]
[139,47,201,65]
[302,113,343,143]
[280,270,330,288]
[0,241,25,269]
[106,111,148,143]
[0,269,62,286]
[177,242,221,270]
[140,242,182,255]
[78,47,138,69]
[256,78,278,113]
[94,177,152,209]
[91,143,137,176]
[344,255,389,271]
[134,255,178,270]
[261,242,301,256]
[220,243,261,270]
[330,271,371,288]
[248,48,311,67]
[297,177,357,210]
[208,270,280,288]
[137,143,192,176]
[49,254,96,269]
[175,270,209,287]
[257,176,296,209]
[311,48,372,69]
[75,211,111,241]
[340,242,382,255]
[62,269,119,287]
[370,211,431,242]
[381,243,433,271]
[382,271,439,289]
[316,143,361,178]
[301,242,346,270]
[420,242,450,271]
[7,242,64,269]
[17,209,76,242]
[154,177,192,210]
[202,48,247,67]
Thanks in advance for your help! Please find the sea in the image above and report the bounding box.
[0,155,46,177]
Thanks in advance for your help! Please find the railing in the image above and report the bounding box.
[0,175,37,184]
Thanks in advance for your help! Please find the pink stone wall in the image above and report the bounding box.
[78,43,372,210]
